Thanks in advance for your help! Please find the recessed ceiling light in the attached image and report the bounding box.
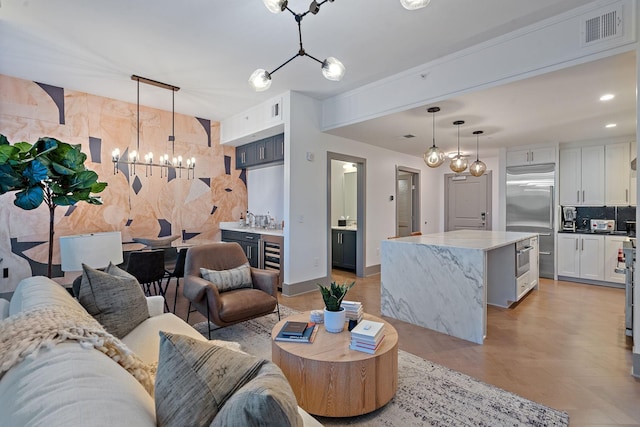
[600,94,615,101]
[606,123,617,128]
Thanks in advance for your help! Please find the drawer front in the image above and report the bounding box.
[221,230,260,242]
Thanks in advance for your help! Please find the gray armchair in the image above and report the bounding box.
[183,242,280,338]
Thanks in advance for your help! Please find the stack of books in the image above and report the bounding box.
[349,319,385,354]
[341,300,363,323]
[274,320,318,343]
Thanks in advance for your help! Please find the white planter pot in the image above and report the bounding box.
[324,307,346,333]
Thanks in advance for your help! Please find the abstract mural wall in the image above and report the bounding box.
[0,74,246,291]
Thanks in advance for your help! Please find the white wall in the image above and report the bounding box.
[285,92,447,287]
[247,165,284,224]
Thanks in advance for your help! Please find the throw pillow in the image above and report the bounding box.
[200,263,252,292]
[155,332,302,427]
[78,263,150,338]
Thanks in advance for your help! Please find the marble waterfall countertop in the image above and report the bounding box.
[219,221,284,237]
[381,230,538,344]
[389,229,537,250]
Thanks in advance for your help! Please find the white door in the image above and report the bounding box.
[605,142,631,206]
[445,173,491,231]
[557,234,580,277]
[580,234,605,281]
[396,172,413,237]
[559,148,581,205]
[581,146,605,205]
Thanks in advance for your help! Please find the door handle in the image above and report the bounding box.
[247,246,251,259]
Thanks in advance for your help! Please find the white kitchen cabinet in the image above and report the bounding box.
[605,142,631,206]
[557,233,604,280]
[506,146,555,166]
[559,146,605,206]
[604,235,627,284]
[221,96,284,144]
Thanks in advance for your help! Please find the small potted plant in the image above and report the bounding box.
[318,281,355,333]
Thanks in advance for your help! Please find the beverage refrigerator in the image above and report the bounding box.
[506,163,555,279]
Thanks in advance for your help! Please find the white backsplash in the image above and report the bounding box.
[247,164,284,223]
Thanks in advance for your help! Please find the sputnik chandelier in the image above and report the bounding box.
[249,0,345,91]
[250,0,431,90]
[112,75,195,179]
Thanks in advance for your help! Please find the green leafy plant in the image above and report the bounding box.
[0,134,108,277]
[318,280,355,311]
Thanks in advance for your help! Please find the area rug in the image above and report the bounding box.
[194,306,569,427]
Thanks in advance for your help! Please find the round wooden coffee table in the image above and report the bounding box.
[271,312,398,417]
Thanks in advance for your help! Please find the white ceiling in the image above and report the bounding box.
[0,0,635,157]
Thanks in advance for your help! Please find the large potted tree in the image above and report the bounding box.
[0,134,108,277]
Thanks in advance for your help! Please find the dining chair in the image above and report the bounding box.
[163,247,188,314]
[125,249,168,312]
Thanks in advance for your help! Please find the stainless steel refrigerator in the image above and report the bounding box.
[506,163,555,279]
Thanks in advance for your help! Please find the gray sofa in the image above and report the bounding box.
[0,276,322,426]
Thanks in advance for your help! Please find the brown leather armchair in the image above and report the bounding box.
[183,242,280,338]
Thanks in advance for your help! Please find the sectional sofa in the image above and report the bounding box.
[0,276,322,426]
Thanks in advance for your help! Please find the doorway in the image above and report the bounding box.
[327,153,366,278]
[445,172,492,231]
[396,166,421,237]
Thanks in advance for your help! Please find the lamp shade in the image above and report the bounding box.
[450,155,469,173]
[321,57,346,81]
[263,0,288,13]
[400,0,431,10]
[60,231,124,272]
[424,146,445,167]
[469,160,487,177]
[249,69,272,91]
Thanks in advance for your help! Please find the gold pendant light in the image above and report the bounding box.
[423,107,445,168]
[449,120,468,173]
[469,130,487,177]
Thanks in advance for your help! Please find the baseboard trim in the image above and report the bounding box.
[364,264,381,276]
[557,276,624,289]
[281,275,330,297]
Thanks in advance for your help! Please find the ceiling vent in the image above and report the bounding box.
[581,5,623,46]
[403,134,416,139]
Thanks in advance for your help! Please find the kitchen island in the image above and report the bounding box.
[381,230,538,344]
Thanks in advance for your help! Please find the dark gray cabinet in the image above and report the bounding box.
[235,133,284,169]
[332,229,356,271]
[221,230,260,268]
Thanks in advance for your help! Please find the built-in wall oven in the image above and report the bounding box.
[516,238,532,278]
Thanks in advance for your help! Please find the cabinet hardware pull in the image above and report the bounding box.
[626,189,629,202]
[575,239,578,250]
[582,190,585,202]
[581,239,584,251]
[531,152,534,162]
[526,152,529,162]
[577,191,580,203]
[539,251,551,255]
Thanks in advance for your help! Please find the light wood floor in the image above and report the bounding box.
[171,271,640,426]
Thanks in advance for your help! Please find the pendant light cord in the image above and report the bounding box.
[136,79,140,154]
[432,111,436,148]
[476,134,479,161]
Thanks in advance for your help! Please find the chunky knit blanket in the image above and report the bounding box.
[0,305,156,395]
